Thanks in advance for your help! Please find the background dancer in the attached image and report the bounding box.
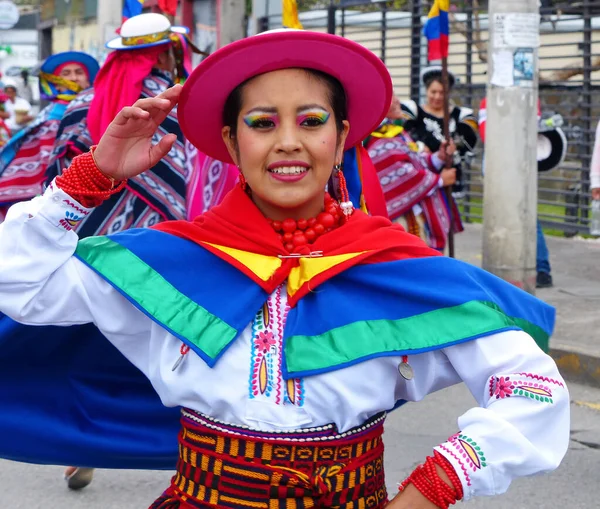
[1,78,33,135]
[401,66,478,201]
[367,95,461,251]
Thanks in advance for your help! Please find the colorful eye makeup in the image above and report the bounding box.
[243,108,330,129]
[297,110,330,126]
[243,113,279,128]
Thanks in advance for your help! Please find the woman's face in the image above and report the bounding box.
[222,69,349,221]
[426,79,445,111]
[4,87,16,101]
[57,63,90,91]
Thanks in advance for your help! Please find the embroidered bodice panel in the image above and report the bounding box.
[248,284,305,407]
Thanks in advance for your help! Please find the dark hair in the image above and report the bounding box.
[222,68,347,138]
[424,75,443,89]
[423,70,455,90]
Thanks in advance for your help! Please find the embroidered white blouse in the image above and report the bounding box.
[0,184,570,501]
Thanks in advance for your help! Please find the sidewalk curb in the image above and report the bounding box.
[550,348,600,388]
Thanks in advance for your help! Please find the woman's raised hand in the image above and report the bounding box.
[93,85,183,181]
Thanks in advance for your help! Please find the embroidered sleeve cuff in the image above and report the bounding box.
[38,180,93,232]
[434,432,494,501]
[435,371,568,502]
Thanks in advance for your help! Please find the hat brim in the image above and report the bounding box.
[179,30,393,164]
[106,26,189,50]
[40,51,100,83]
[537,128,567,172]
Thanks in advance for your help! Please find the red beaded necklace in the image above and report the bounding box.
[268,193,344,255]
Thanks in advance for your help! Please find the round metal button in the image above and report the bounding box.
[398,362,414,380]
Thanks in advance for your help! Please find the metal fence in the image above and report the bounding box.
[260,0,600,236]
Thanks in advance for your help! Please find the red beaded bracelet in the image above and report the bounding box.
[55,145,126,208]
[399,450,463,509]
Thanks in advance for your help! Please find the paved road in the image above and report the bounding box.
[1,381,598,508]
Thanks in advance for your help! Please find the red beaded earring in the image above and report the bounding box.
[238,171,247,191]
[335,164,354,219]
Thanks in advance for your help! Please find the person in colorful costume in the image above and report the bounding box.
[367,95,461,250]
[1,77,34,135]
[401,67,478,201]
[0,52,99,223]
[0,30,569,509]
[45,13,192,237]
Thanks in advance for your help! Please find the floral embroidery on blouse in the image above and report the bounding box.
[447,433,488,471]
[248,284,305,406]
[62,198,90,216]
[489,374,556,404]
[255,331,276,353]
[58,210,85,231]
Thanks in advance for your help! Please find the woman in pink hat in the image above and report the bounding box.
[0,31,568,508]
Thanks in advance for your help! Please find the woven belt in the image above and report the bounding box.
[150,410,388,509]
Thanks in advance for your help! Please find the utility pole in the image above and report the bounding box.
[97,0,122,60]
[219,0,247,48]
[482,0,540,294]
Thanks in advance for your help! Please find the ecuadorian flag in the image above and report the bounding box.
[123,0,144,20]
[423,0,450,61]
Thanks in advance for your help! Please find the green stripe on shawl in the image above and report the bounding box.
[284,301,549,375]
[75,236,236,359]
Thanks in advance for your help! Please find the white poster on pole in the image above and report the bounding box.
[493,13,540,49]
[491,50,514,87]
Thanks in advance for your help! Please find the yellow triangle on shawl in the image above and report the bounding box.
[201,242,282,281]
[287,251,367,297]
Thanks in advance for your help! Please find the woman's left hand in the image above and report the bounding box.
[435,139,456,168]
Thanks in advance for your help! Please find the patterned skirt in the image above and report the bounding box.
[149,409,388,509]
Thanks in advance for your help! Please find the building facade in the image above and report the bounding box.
[38,0,245,66]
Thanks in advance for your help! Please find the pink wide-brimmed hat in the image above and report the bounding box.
[179,30,393,164]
